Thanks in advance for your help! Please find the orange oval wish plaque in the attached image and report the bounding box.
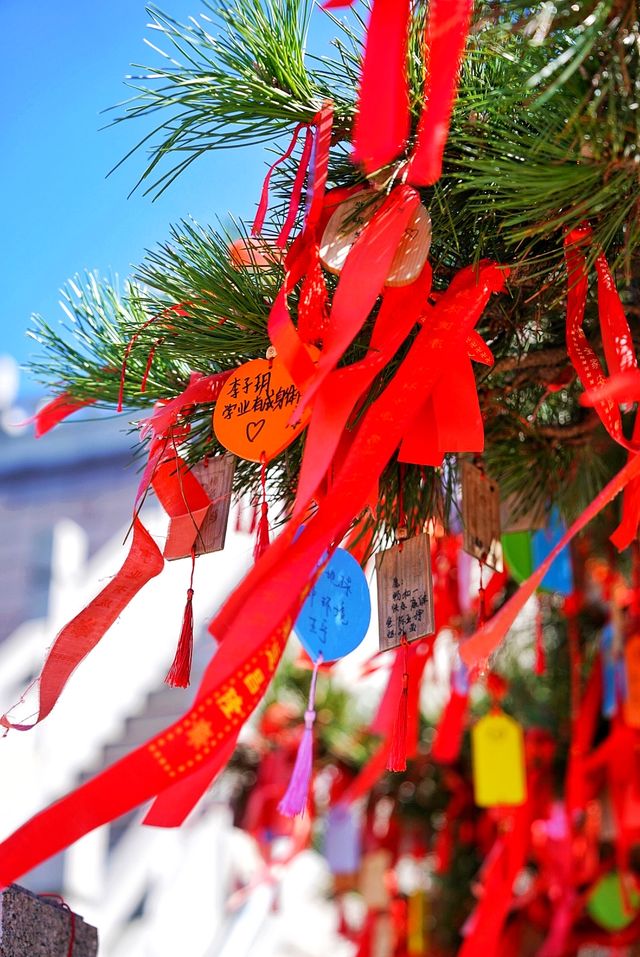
[213,356,311,462]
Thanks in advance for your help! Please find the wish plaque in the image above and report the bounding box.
[375,533,435,652]
[461,460,503,571]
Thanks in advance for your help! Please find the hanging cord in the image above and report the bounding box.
[254,451,271,561]
[40,894,76,957]
[387,636,410,772]
[278,655,323,817]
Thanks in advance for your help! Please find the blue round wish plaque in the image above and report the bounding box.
[294,548,371,662]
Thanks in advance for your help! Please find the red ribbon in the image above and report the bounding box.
[0,518,164,731]
[139,370,232,443]
[406,0,474,186]
[293,262,434,515]
[565,227,640,451]
[277,127,315,248]
[32,393,95,437]
[460,452,640,667]
[351,0,411,174]
[252,123,307,236]
[341,640,434,805]
[431,687,468,764]
[117,303,190,413]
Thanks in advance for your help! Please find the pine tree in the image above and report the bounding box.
[12,1,640,952]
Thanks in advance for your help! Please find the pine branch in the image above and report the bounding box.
[109,0,355,198]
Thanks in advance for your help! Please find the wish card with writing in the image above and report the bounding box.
[461,460,503,571]
[375,533,435,652]
[213,356,310,462]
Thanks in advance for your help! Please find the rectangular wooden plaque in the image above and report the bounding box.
[164,454,236,560]
[461,460,503,571]
[191,454,236,555]
[375,533,435,652]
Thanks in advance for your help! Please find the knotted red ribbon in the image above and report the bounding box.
[331,0,472,184]
[564,226,639,451]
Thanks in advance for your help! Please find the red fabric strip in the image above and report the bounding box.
[406,0,473,186]
[139,370,232,443]
[0,614,293,885]
[305,103,334,231]
[1,518,164,731]
[293,263,433,515]
[460,453,640,667]
[351,0,411,173]
[276,127,315,248]
[564,228,639,450]
[143,733,239,827]
[431,688,468,764]
[252,124,305,235]
[296,187,421,413]
[343,640,433,802]
[612,408,640,549]
[398,345,483,466]
[267,238,322,392]
[151,453,211,519]
[595,250,637,376]
[117,303,190,413]
[33,394,94,437]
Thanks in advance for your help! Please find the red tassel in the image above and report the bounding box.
[166,551,195,688]
[254,453,271,561]
[387,640,409,772]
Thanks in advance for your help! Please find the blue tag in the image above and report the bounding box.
[295,548,371,662]
[601,623,617,718]
[531,508,573,595]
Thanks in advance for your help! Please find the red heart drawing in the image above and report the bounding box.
[246,419,266,443]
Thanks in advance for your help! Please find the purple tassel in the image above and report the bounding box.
[278,657,321,818]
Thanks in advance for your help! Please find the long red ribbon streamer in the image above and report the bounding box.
[32,394,95,437]
[406,0,474,186]
[0,519,164,731]
[351,0,411,174]
[460,452,640,667]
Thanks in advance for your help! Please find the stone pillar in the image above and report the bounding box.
[0,884,98,956]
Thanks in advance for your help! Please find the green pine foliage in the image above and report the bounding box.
[28,0,640,539]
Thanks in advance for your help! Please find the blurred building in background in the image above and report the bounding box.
[0,362,348,957]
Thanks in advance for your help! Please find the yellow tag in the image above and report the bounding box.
[471,712,527,807]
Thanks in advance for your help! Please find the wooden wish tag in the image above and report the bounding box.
[164,454,236,560]
[461,460,503,571]
[375,533,435,652]
[471,711,527,807]
[319,190,432,288]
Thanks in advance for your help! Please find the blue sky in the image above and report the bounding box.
[1,0,341,394]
